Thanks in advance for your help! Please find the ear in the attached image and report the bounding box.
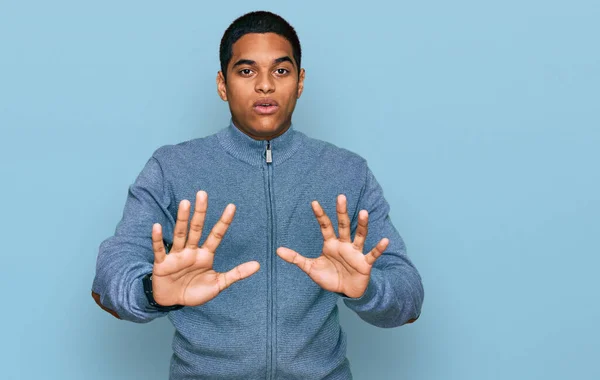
[297,68,306,99]
[216,71,228,101]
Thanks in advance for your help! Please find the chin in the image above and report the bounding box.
[233,115,288,139]
[252,120,284,135]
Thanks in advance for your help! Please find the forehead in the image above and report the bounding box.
[231,33,294,62]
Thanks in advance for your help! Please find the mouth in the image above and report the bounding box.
[253,98,279,115]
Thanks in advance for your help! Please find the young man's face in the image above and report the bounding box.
[217,32,305,140]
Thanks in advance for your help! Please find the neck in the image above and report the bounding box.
[231,119,292,141]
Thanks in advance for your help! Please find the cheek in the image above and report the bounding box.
[280,84,298,104]
[226,82,252,104]
[228,94,250,114]
[285,91,299,110]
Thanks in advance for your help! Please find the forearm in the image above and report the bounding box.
[344,164,425,327]
[91,154,174,322]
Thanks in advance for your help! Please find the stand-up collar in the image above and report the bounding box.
[217,120,303,166]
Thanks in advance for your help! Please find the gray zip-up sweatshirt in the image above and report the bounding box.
[92,123,424,379]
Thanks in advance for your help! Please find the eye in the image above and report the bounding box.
[239,69,253,76]
[275,68,289,75]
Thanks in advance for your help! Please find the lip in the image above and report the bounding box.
[253,98,279,115]
[253,98,279,107]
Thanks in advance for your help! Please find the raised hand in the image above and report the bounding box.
[150,191,260,307]
[276,194,389,298]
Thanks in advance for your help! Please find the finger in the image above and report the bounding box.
[337,194,351,242]
[311,201,336,241]
[364,238,389,265]
[217,261,260,292]
[352,210,369,251]
[172,199,191,252]
[152,223,166,264]
[186,191,208,249]
[276,247,314,275]
[202,204,236,252]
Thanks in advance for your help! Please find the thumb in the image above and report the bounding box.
[216,261,260,292]
[277,247,312,274]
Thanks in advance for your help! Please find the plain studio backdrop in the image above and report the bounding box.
[1,1,598,379]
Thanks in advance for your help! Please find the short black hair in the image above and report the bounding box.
[219,11,302,82]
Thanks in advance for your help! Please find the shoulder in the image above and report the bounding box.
[299,131,369,173]
[149,132,220,164]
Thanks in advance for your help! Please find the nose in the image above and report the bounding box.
[254,72,275,94]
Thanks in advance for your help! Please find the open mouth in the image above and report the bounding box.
[253,99,279,115]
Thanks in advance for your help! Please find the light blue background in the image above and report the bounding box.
[1,1,598,379]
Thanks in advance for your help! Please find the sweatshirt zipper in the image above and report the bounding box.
[265,141,276,379]
[266,141,272,163]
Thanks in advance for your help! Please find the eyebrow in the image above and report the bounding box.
[274,56,294,65]
[232,56,294,68]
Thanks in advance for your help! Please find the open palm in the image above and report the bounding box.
[151,191,260,307]
[277,194,389,298]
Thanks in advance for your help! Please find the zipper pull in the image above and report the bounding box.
[265,141,272,163]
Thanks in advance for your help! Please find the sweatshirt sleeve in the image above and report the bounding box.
[341,165,424,328]
[91,154,175,323]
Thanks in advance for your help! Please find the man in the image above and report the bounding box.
[92,10,424,380]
